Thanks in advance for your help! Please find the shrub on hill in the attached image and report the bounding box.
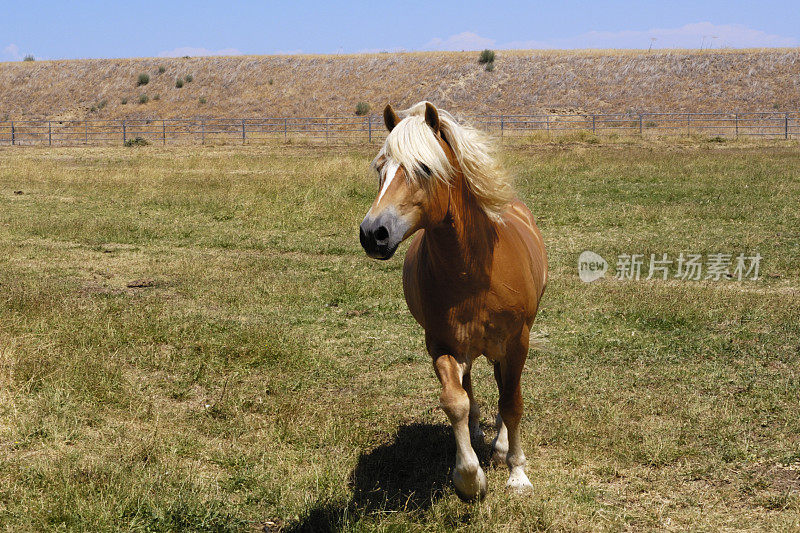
[124,136,149,146]
[478,49,495,64]
[355,102,371,116]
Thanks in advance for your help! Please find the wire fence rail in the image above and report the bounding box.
[0,112,798,146]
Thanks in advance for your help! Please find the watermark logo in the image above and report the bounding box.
[578,250,609,283]
[579,251,761,283]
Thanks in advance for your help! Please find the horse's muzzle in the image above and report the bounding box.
[359,211,407,260]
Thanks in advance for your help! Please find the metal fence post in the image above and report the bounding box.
[48,121,52,146]
[368,116,372,143]
[687,114,691,136]
[241,119,246,144]
[122,120,126,144]
[592,114,596,133]
[546,115,550,137]
[284,118,287,141]
[639,114,643,135]
[162,120,166,145]
[325,118,329,143]
[735,114,739,138]
[10,121,14,145]
[785,112,789,140]
[201,120,205,144]
[84,120,88,144]
[500,114,504,138]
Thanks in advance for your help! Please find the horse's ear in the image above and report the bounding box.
[383,104,399,132]
[424,102,440,134]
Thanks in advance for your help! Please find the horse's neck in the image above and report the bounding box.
[424,174,496,280]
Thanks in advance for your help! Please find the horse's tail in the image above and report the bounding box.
[529,331,554,354]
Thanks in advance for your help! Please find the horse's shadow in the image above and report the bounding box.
[285,422,491,532]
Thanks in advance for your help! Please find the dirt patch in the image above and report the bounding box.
[126,278,156,289]
[80,281,126,296]
[749,460,800,494]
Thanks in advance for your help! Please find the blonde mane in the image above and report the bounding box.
[377,101,514,222]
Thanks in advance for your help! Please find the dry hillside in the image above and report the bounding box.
[1,49,799,121]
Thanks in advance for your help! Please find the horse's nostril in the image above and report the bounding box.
[375,226,389,242]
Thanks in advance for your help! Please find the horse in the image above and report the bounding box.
[359,101,547,500]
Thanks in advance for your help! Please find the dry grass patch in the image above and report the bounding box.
[0,48,799,121]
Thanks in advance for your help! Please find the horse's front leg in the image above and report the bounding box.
[431,349,487,501]
[496,334,533,493]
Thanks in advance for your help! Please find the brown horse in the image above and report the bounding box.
[359,102,547,500]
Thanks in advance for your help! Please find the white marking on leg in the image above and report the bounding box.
[491,413,509,466]
[447,361,487,500]
[505,422,533,493]
[452,422,486,500]
[376,159,400,204]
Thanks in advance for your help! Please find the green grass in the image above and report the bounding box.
[0,139,799,531]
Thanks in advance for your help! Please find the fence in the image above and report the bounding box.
[0,112,798,146]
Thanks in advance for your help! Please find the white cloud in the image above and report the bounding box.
[426,23,798,51]
[356,46,408,54]
[157,46,243,58]
[2,43,22,61]
[424,31,496,51]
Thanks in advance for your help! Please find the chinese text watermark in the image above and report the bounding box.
[579,251,761,283]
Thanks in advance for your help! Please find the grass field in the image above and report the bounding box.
[1,138,799,531]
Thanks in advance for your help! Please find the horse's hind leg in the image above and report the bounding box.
[497,335,533,492]
[431,349,487,501]
[461,371,484,442]
[490,362,509,466]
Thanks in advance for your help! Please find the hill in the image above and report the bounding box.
[1,49,799,121]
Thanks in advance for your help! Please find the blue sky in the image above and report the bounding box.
[2,0,798,60]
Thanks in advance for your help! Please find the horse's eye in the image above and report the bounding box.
[418,163,431,176]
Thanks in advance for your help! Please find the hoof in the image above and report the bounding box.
[453,464,487,502]
[506,467,533,494]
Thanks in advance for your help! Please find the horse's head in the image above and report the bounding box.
[360,102,453,260]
